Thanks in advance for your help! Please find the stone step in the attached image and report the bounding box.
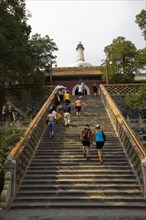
[18,184,141,190]
[34,152,126,156]
[21,178,138,184]
[39,139,120,145]
[26,168,133,174]
[15,190,142,197]
[32,155,128,160]
[38,140,119,143]
[43,131,117,135]
[28,164,132,169]
[30,159,129,163]
[35,150,125,154]
[24,172,134,178]
[10,201,146,209]
[38,140,120,143]
[12,196,145,203]
[38,141,119,144]
[37,144,122,148]
[36,147,123,151]
[22,174,137,180]
[29,161,130,166]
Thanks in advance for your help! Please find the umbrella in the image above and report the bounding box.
[56,85,66,89]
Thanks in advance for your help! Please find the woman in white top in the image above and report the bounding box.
[47,111,56,139]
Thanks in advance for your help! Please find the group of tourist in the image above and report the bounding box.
[46,82,106,163]
[46,86,72,138]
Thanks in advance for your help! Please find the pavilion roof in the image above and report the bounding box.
[52,67,102,76]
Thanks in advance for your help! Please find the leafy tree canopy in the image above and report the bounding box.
[134,48,146,70]
[104,36,137,83]
[0,1,58,87]
[30,33,58,72]
[0,0,31,86]
[0,0,58,119]
[135,9,146,40]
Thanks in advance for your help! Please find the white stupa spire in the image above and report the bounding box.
[70,41,92,67]
[76,41,85,62]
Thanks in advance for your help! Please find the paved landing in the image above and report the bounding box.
[0,208,146,220]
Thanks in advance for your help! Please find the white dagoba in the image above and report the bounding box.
[70,42,92,67]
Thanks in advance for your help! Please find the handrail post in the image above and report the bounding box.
[142,157,146,198]
[4,158,16,196]
[0,158,16,208]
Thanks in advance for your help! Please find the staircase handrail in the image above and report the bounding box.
[100,84,146,197]
[8,87,56,158]
[0,86,57,208]
[100,84,146,158]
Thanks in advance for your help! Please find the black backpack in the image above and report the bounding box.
[82,128,91,140]
[64,106,70,112]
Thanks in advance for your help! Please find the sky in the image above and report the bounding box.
[25,0,146,67]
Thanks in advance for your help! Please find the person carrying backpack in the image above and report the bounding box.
[80,124,92,160]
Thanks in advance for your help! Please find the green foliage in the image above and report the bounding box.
[30,33,58,72]
[124,94,142,111]
[30,72,46,97]
[124,83,146,110]
[110,73,134,84]
[135,9,146,40]
[138,83,146,106]
[104,36,136,83]
[20,89,32,105]
[0,127,23,150]
[0,2,58,120]
[134,48,146,70]
[0,0,32,86]
[0,127,23,192]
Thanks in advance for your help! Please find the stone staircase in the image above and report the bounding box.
[9,95,146,209]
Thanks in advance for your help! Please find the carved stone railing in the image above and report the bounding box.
[3,85,54,97]
[99,84,146,198]
[0,87,56,208]
[104,83,142,95]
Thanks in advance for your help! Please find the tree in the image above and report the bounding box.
[135,9,146,40]
[124,83,146,111]
[0,0,32,85]
[104,36,137,83]
[27,33,58,96]
[0,0,32,119]
[134,48,146,71]
[30,33,58,73]
[0,1,58,119]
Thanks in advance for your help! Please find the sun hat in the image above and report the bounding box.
[96,124,100,128]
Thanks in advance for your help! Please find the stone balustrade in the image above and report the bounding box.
[0,87,56,208]
[99,84,146,198]
[104,83,142,95]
